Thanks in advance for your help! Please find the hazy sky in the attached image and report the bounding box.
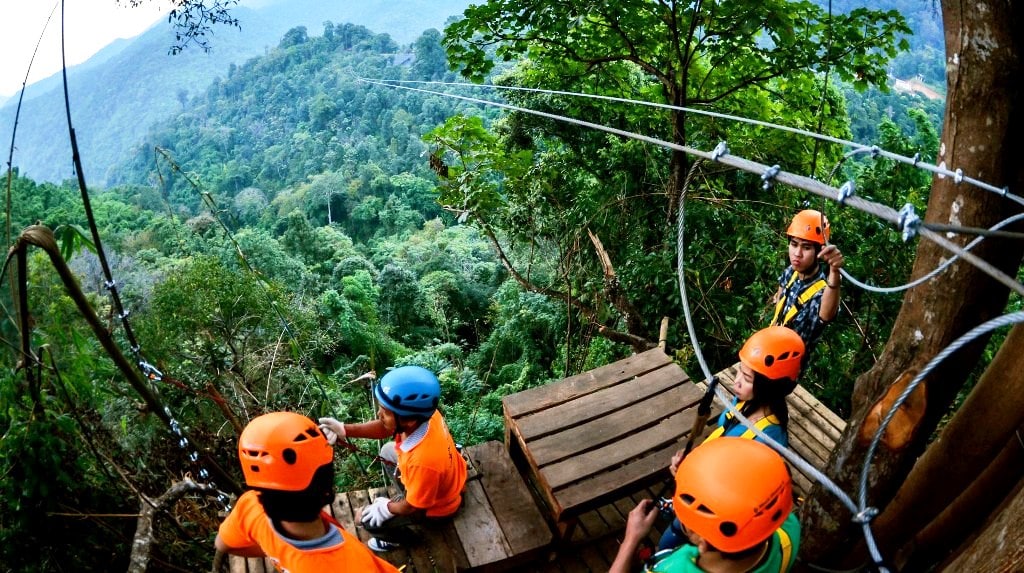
[0,0,171,98]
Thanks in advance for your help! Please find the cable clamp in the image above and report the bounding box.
[954,168,964,184]
[118,309,131,320]
[178,437,189,449]
[189,451,200,462]
[761,164,781,190]
[911,152,921,167]
[897,203,921,242]
[139,361,163,381]
[104,279,117,290]
[170,419,182,435]
[870,145,880,158]
[838,181,855,205]
[710,141,729,162]
[198,468,210,480]
[1001,186,1009,197]
[852,506,879,524]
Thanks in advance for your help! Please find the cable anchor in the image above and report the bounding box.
[837,181,855,205]
[897,203,921,242]
[761,164,781,190]
[710,141,729,162]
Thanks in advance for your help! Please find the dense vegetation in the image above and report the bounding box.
[0,8,945,572]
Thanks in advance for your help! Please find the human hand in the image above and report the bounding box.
[360,497,394,528]
[669,449,685,476]
[318,417,346,445]
[624,499,659,544]
[819,244,845,272]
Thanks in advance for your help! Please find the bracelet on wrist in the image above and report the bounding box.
[826,280,839,289]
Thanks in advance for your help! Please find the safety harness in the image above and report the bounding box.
[705,401,781,441]
[771,270,827,327]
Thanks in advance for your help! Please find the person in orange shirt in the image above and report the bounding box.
[320,365,467,552]
[215,412,399,572]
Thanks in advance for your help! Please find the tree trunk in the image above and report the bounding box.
[851,324,1024,566]
[798,0,1024,566]
[936,480,1024,572]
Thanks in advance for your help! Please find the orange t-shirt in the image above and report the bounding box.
[217,490,399,573]
[396,411,467,517]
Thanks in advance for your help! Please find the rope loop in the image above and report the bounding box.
[852,506,879,524]
[710,141,729,161]
[838,181,855,205]
[761,164,781,189]
[897,203,922,242]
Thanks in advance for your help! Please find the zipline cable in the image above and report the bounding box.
[360,78,1020,206]
[361,78,1024,298]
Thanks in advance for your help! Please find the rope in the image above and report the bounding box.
[54,4,235,509]
[359,78,1021,206]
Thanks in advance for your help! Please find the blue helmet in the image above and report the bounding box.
[374,366,441,419]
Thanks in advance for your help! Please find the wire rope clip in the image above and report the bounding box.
[104,279,118,291]
[954,168,964,184]
[761,164,781,190]
[897,203,921,242]
[837,181,855,205]
[710,141,729,162]
[852,506,879,524]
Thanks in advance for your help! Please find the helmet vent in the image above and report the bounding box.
[763,355,775,367]
[719,521,738,537]
[249,464,260,473]
[772,509,783,523]
[282,448,298,465]
[679,493,696,506]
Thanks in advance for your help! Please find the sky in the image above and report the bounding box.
[0,0,172,98]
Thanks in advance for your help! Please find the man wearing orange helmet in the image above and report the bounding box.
[771,209,845,354]
[659,326,804,553]
[611,438,800,573]
[215,412,399,572]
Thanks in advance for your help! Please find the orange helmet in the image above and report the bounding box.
[673,438,793,552]
[787,209,830,245]
[238,412,334,491]
[739,326,804,382]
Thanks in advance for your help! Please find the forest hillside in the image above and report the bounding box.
[2,0,1018,571]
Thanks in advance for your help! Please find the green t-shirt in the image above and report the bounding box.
[646,512,800,573]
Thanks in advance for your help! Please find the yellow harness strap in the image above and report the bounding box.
[776,527,794,573]
[705,403,780,441]
[772,271,827,327]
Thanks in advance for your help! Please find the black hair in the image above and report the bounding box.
[256,463,335,523]
[724,371,794,434]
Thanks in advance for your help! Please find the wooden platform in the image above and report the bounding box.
[225,353,847,572]
[226,440,551,572]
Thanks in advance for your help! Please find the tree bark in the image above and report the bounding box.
[849,324,1024,566]
[798,0,1024,566]
[936,479,1024,572]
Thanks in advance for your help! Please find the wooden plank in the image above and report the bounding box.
[529,382,702,467]
[470,441,553,557]
[228,555,247,573]
[788,387,844,441]
[452,479,513,568]
[423,517,471,572]
[556,438,683,516]
[516,363,690,441]
[544,407,700,489]
[787,418,832,467]
[502,349,672,417]
[348,489,373,543]
[792,384,847,433]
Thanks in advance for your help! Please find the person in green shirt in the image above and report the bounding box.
[611,438,800,573]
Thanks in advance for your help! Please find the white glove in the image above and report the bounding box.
[318,417,346,445]
[361,497,394,528]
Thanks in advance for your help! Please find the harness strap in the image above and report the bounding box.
[705,403,780,441]
[776,527,794,573]
[772,271,827,327]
